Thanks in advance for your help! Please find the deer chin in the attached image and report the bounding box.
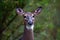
[26,24,34,30]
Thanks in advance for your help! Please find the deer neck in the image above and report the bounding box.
[23,24,34,40]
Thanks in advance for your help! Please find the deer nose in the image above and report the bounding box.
[28,21,33,25]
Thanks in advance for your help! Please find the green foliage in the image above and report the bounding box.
[0,0,60,40]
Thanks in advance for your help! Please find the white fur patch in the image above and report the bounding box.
[26,25,34,30]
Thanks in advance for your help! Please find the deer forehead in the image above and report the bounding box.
[24,12,34,16]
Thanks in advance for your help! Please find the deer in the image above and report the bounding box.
[16,7,42,40]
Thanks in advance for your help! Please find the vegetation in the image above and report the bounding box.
[0,0,60,40]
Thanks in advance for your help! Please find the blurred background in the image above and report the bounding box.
[0,0,60,40]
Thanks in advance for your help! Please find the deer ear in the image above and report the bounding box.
[16,8,24,15]
[34,7,42,15]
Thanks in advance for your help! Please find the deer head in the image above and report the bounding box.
[16,7,42,30]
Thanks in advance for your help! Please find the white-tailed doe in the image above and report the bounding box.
[16,7,42,40]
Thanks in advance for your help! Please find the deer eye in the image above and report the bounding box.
[24,16,26,18]
[33,15,35,17]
